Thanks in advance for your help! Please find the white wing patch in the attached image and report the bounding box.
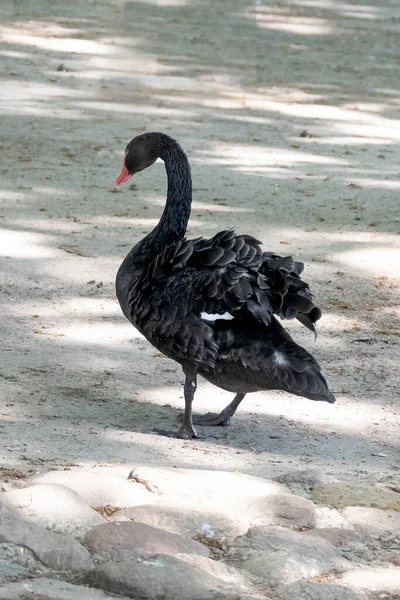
[273,351,288,366]
[201,311,234,323]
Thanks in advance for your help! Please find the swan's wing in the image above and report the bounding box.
[146,229,321,334]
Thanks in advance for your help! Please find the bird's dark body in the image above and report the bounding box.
[115,132,335,438]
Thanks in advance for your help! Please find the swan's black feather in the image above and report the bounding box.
[115,132,336,438]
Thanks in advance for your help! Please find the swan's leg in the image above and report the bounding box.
[178,365,198,439]
[193,393,246,426]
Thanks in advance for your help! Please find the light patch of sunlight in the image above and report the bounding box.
[256,18,334,36]
[74,102,195,119]
[33,186,80,197]
[2,30,114,55]
[296,136,394,146]
[245,97,400,135]
[201,143,348,170]
[0,190,28,202]
[0,230,56,258]
[344,178,400,190]
[0,81,91,100]
[9,297,121,320]
[0,81,92,119]
[333,247,400,278]
[333,121,400,141]
[0,103,89,119]
[61,322,142,345]
[0,49,31,59]
[86,55,175,76]
[10,218,88,233]
[143,384,394,438]
[190,202,252,213]
[288,0,379,15]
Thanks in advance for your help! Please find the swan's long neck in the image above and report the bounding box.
[148,140,192,253]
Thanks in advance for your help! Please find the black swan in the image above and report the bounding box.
[115,132,335,439]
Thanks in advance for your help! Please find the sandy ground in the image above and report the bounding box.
[0,0,399,487]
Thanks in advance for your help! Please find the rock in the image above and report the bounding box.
[112,502,242,540]
[315,507,352,529]
[0,577,133,599]
[273,582,368,599]
[86,554,239,599]
[0,502,93,572]
[311,484,400,510]
[276,468,337,488]
[84,521,210,561]
[305,528,365,551]
[339,567,400,593]
[114,492,315,542]
[246,493,316,530]
[227,525,349,587]
[0,483,106,536]
[34,470,154,508]
[127,467,288,502]
[0,542,43,583]
[341,506,400,537]
[175,554,247,587]
[389,554,400,567]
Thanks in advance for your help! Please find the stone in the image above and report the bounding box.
[34,470,154,508]
[0,577,132,599]
[390,554,400,567]
[311,484,400,510]
[305,528,365,551]
[0,502,93,572]
[84,521,210,561]
[341,507,400,537]
[276,468,337,488]
[339,567,400,593]
[0,484,105,536]
[315,507,353,529]
[112,502,243,540]
[175,554,247,587]
[245,493,316,529]
[273,582,368,600]
[127,466,288,502]
[86,554,239,599]
[0,542,43,583]
[114,492,315,542]
[227,525,349,587]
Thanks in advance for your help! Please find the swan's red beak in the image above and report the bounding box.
[115,153,132,186]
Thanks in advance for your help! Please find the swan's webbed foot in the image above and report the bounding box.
[153,424,199,439]
[191,393,246,427]
[192,411,231,426]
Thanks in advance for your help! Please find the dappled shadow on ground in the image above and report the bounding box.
[0,0,399,477]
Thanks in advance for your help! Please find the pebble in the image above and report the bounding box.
[84,521,210,561]
[227,525,349,586]
[0,483,106,536]
[311,483,400,510]
[85,553,240,599]
[0,502,93,572]
[34,470,154,508]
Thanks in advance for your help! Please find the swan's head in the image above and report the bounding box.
[115,133,160,186]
